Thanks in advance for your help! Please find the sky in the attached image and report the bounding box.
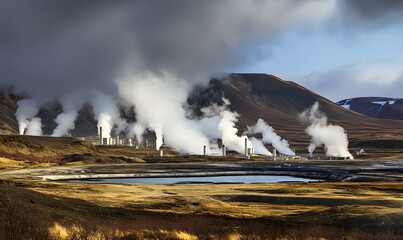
[0,0,401,151]
[1,0,403,104]
[237,1,403,101]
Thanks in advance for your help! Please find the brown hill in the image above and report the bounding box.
[190,74,403,150]
[0,91,98,137]
[0,92,19,135]
[0,135,96,163]
[1,73,403,154]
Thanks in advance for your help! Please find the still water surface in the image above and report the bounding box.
[73,175,320,184]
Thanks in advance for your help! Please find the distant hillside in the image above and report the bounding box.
[0,92,19,135]
[337,97,403,120]
[190,74,403,147]
[1,74,403,150]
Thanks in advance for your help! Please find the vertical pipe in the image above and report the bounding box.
[222,145,225,156]
[203,145,206,156]
[273,148,277,161]
[244,137,248,157]
[99,127,103,145]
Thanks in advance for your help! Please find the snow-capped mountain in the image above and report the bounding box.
[337,97,403,120]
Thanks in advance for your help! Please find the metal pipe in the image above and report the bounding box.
[273,148,277,161]
[99,127,103,145]
[245,137,248,157]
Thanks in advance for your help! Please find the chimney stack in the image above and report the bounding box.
[245,137,248,157]
[222,145,226,156]
[99,127,103,145]
[273,148,277,161]
[203,145,206,156]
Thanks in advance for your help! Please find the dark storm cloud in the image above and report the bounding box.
[0,0,335,103]
[288,62,403,101]
[339,0,403,26]
[0,0,133,102]
[2,0,403,104]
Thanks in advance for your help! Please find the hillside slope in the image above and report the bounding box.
[1,74,403,149]
[0,92,19,135]
[190,74,403,147]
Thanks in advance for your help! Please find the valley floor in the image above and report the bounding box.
[0,160,402,239]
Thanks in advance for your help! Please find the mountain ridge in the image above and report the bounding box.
[337,97,403,120]
[1,74,403,149]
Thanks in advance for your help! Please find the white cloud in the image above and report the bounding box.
[286,62,403,101]
[348,62,403,85]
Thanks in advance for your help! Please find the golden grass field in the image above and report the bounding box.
[29,181,403,222]
[0,178,401,239]
[0,135,402,239]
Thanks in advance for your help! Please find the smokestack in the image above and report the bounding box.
[99,127,103,145]
[273,148,277,161]
[203,145,206,156]
[222,145,226,156]
[245,137,248,157]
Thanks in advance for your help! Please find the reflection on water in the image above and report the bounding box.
[72,175,320,184]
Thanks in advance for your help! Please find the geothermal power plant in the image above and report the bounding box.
[14,83,355,160]
[75,111,353,160]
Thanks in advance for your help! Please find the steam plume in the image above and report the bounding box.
[218,110,253,154]
[52,110,79,137]
[90,91,124,139]
[300,102,353,159]
[2,1,336,153]
[51,92,87,137]
[15,99,41,135]
[118,72,210,153]
[196,100,227,140]
[197,98,256,154]
[25,117,43,136]
[247,118,295,156]
[250,137,272,156]
[128,122,146,144]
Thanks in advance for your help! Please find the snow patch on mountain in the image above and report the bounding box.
[336,99,352,110]
[372,100,396,105]
[336,97,403,120]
